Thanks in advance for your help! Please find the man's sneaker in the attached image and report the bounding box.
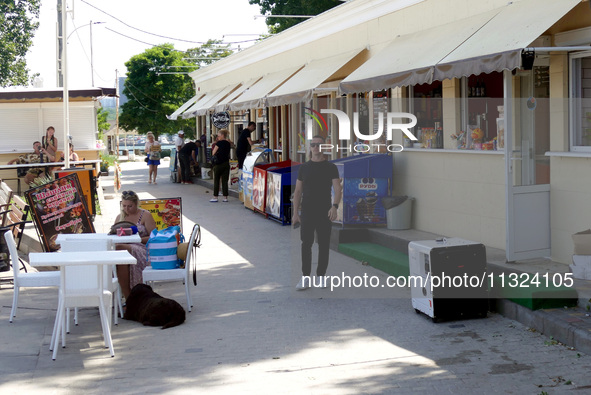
[296,276,311,291]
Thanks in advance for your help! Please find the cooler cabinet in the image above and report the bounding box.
[408,238,488,322]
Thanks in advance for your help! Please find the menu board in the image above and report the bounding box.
[54,168,97,216]
[139,198,182,232]
[26,173,95,252]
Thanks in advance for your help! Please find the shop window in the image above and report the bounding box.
[410,82,443,149]
[569,51,591,152]
[459,72,504,150]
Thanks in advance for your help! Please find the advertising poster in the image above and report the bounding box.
[140,198,182,232]
[55,168,97,216]
[252,169,266,212]
[243,171,254,210]
[229,160,239,189]
[26,173,95,252]
[265,171,282,218]
[342,178,389,225]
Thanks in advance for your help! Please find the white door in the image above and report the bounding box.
[504,65,551,262]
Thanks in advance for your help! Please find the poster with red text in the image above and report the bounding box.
[26,173,95,252]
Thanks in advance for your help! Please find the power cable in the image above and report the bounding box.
[81,0,263,45]
[70,17,106,83]
[124,86,159,113]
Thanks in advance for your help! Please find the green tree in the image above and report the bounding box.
[119,44,196,137]
[96,107,110,140]
[0,0,41,87]
[249,0,341,33]
[120,42,233,138]
[185,39,233,67]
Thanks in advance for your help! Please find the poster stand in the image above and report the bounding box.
[25,173,95,252]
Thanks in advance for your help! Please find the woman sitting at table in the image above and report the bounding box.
[113,190,156,298]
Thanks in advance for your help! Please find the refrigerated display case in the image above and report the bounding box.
[265,163,300,225]
[408,238,488,322]
[252,160,296,216]
[242,147,274,208]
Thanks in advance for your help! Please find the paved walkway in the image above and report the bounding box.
[1,159,591,394]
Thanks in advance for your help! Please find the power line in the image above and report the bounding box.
[126,80,163,103]
[81,0,265,46]
[124,86,159,113]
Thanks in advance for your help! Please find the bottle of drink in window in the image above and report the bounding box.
[476,80,481,97]
[481,79,486,97]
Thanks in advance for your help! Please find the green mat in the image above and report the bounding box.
[338,242,410,277]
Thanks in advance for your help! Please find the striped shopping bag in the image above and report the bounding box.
[147,225,184,269]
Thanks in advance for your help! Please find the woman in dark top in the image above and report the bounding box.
[210,129,231,202]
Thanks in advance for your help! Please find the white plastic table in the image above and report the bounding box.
[29,250,136,359]
[56,233,141,246]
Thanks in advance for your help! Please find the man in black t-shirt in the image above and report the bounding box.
[236,122,256,169]
[178,140,198,184]
[292,135,342,290]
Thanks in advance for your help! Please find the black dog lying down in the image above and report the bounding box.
[124,284,186,329]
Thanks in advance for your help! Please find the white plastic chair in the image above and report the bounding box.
[5,231,59,323]
[143,224,200,311]
[50,248,115,360]
[59,238,123,327]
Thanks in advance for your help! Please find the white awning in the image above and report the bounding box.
[339,11,497,93]
[340,0,579,93]
[166,94,203,121]
[181,92,219,119]
[191,84,238,117]
[267,49,366,107]
[229,66,303,111]
[434,0,580,81]
[214,78,261,112]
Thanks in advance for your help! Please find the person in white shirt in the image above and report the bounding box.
[174,131,185,182]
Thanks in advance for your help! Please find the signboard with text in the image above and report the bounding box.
[139,198,182,232]
[26,173,95,252]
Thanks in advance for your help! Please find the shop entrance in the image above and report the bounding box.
[504,64,551,262]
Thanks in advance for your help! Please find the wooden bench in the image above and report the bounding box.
[0,181,14,226]
[0,184,33,284]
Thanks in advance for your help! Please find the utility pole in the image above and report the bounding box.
[56,0,63,87]
[116,69,120,158]
[90,20,95,86]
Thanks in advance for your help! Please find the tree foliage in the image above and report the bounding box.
[0,0,40,87]
[249,0,341,33]
[185,39,233,68]
[119,44,196,137]
[120,42,233,138]
[96,107,110,140]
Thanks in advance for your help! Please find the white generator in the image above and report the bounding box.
[409,238,488,322]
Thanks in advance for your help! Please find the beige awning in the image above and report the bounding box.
[339,10,497,93]
[229,66,303,111]
[340,0,580,93]
[166,94,204,121]
[180,91,220,119]
[191,84,239,117]
[214,78,261,112]
[434,0,580,81]
[267,49,366,107]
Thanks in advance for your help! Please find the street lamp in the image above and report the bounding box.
[68,20,105,87]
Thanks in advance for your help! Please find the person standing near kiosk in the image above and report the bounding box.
[174,130,185,183]
[236,122,256,169]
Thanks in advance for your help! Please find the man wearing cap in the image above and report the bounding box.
[174,131,185,183]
